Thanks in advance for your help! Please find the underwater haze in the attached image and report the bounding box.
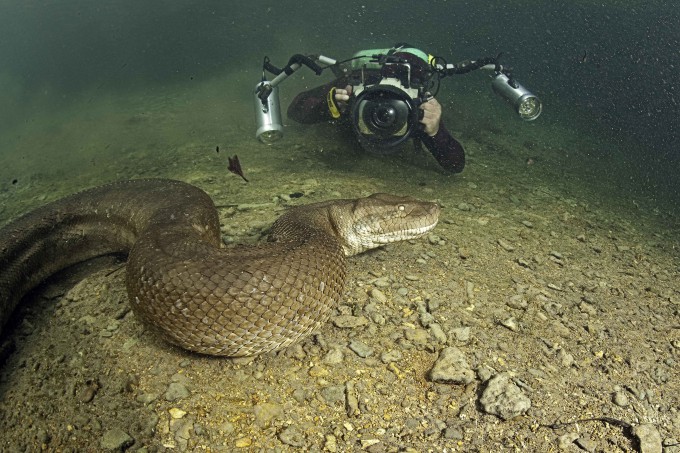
[0,0,678,205]
[0,1,679,451]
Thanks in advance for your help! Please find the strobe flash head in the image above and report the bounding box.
[491,73,542,121]
[254,81,283,144]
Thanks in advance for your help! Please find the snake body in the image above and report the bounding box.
[0,179,439,356]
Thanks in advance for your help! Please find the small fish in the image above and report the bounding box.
[580,50,588,64]
[227,155,248,182]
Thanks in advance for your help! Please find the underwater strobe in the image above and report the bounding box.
[254,80,283,144]
[491,73,542,121]
[253,54,335,144]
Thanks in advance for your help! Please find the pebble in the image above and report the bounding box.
[380,350,403,363]
[373,276,391,287]
[428,347,474,384]
[361,439,381,448]
[557,349,574,368]
[346,381,359,416]
[369,288,387,303]
[136,392,159,404]
[429,323,447,343]
[332,315,369,328]
[479,372,531,420]
[558,432,579,449]
[234,437,252,448]
[165,382,190,401]
[278,425,306,447]
[500,317,519,332]
[632,424,662,453]
[613,390,629,407]
[100,428,133,450]
[404,328,429,346]
[497,238,515,251]
[324,434,338,452]
[349,340,373,358]
[168,408,186,419]
[575,434,597,452]
[444,426,464,440]
[253,402,283,427]
[323,348,344,364]
[450,326,471,342]
[321,385,345,406]
[419,310,435,328]
[506,295,528,310]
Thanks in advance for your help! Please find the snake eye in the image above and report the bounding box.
[398,205,405,211]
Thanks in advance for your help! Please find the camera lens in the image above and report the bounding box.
[373,105,397,127]
[351,84,418,151]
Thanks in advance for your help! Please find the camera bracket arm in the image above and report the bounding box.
[257,54,338,103]
[432,54,511,77]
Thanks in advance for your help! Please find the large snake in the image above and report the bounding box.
[0,179,439,357]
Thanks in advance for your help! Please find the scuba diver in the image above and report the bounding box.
[286,45,466,173]
[254,43,540,173]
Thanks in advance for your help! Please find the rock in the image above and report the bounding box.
[332,315,369,328]
[497,238,515,251]
[450,326,471,342]
[278,425,306,447]
[349,340,373,358]
[380,349,403,363]
[100,428,133,451]
[346,381,359,417]
[321,385,345,406]
[253,402,283,427]
[632,424,662,453]
[428,347,474,384]
[234,437,252,448]
[324,434,338,452]
[323,348,344,364]
[479,373,531,420]
[575,434,597,452]
[443,426,464,440]
[558,432,579,450]
[501,317,519,332]
[429,323,447,343]
[613,391,629,407]
[404,328,429,346]
[369,288,387,303]
[168,407,186,419]
[557,348,574,367]
[165,382,190,401]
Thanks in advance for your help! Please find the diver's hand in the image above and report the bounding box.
[420,96,441,137]
[334,85,353,111]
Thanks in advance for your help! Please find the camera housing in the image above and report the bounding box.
[350,79,421,151]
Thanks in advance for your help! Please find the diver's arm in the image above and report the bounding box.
[287,79,349,124]
[420,122,466,173]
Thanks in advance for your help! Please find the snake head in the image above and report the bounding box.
[333,193,441,256]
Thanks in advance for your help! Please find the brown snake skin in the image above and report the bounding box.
[0,179,439,357]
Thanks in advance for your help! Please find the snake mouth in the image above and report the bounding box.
[373,217,439,245]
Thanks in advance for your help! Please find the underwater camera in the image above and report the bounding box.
[253,45,542,147]
[349,54,426,151]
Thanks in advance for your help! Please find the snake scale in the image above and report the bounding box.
[0,179,439,357]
